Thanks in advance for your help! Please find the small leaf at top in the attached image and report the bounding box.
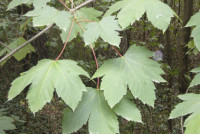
[60,7,103,43]
[8,59,89,114]
[105,0,174,32]
[25,6,72,31]
[92,45,165,107]
[83,16,121,47]
[7,0,51,10]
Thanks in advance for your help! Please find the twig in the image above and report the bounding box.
[180,117,184,134]
[77,23,99,90]
[180,82,190,134]
[0,41,12,51]
[0,24,53,64]
[0,0,95,64]
[72,0,95,11]
[70,0,75,9]
[91,45,99,90]
[55,22,74,60]
[111,45,123,57]
[58,0,73,13]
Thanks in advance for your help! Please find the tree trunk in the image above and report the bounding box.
[163,1,174,133]
[178,0,193,94]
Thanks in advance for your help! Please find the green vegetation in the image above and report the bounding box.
[0,0,200,133]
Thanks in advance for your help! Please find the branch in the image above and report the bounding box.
[0,24,53,64]
[72,0,95,11]
[111,45,123,57]
[0,0,96,64]
[0,41,12,51]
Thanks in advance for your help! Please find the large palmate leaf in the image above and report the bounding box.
[8,59,89,113]
[186,11,200,51]
[83,16,121,47]
[105,0,174,32]
[169,93,200,134]
[60,7,103,42]
[0,37,35,62]
[25,6,71,31]
[62,87,119,134]
[7,0,51,10]
[0,116,16,134]
[93,45,165,107]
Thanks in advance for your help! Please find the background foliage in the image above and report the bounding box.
[1,0,200,134]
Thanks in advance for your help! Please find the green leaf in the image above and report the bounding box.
[169,93,200,134]
[25,6,72,31]
[0,116,16,132]
[105,0,174,32]
[189,67,200,88]
[62,87,119,134]
[32,0,51,9]
[60,7,103,42]
[0,37,35,61]
[113,94,142,122]
[184,114,200,134]
[8,59,89,113]
[7,0,32,10]
[93,45,165,107]
[186,11,200,51]
[7,0,51,10]
[83,16,121,47]
[0,130,5,134]
[169,93,200,119]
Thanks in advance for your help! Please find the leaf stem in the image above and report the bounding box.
[111,45,123,57]
[0,41,12,51]
[77,23,100,90]
[77,20,95,23]
[91,45,100,90]
[58,0,73,13]
[55,21,74,61]
[58,0,99,89]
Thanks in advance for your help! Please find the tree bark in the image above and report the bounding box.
[177,0,193,94]
[163,1,174,133]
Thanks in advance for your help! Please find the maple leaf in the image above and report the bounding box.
[186,11,200,51]
[83,16,121,47]
[8,59,89,113]
[25,6,72,31]
[170,93,200,134]
[60,7,103,43]
[7,0,51,10]
[105,0,174,32]
[62,87,119,134]
[92,45,165,107]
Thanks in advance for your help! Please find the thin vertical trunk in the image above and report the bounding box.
[178,0,193,94]
[164,0,173,133]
